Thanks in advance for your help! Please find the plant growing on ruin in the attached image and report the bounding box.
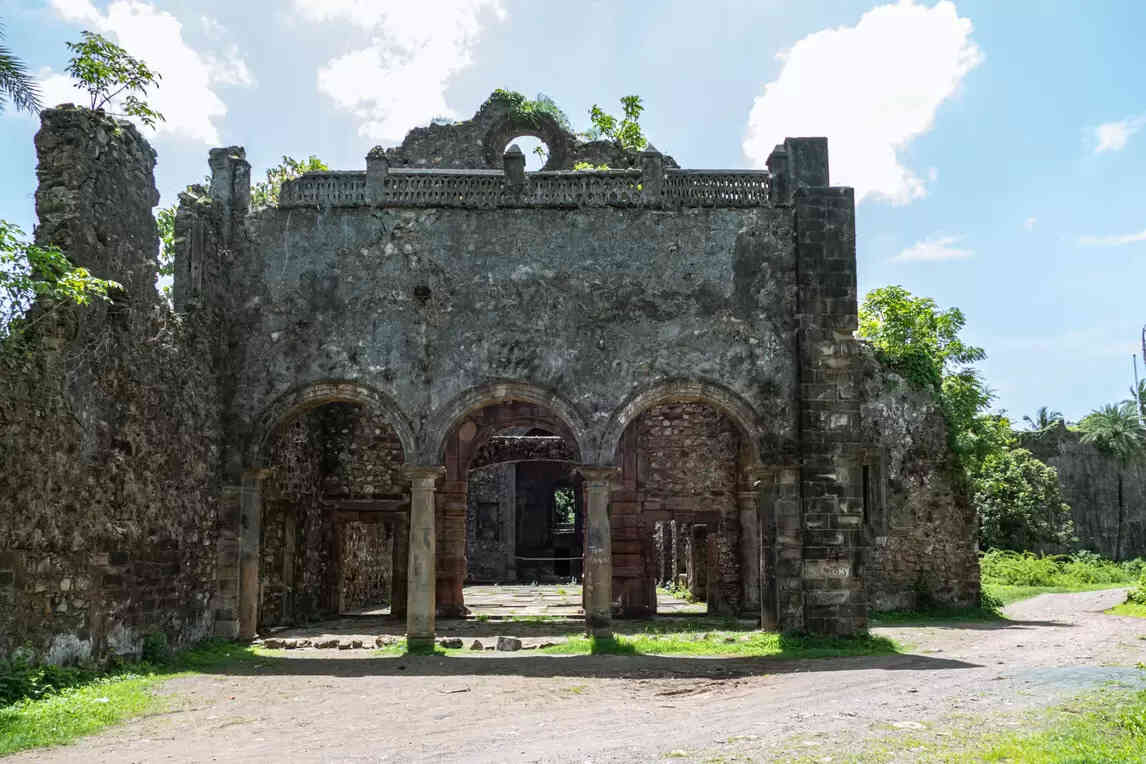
[587,95,647,152]
[0,220,120,340]
[65,31,163,127]
[251,155,329,209]
[155,204,176,304]
[0,19,40,114]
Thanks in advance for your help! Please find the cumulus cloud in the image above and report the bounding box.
[891,234,972,262]
[743,0,982,205]
[1077,228,1146,247]
[295,0,506,143]
[43,0,252,144]
[1093,116,1145,153]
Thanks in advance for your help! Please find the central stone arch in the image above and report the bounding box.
[425,382,590,615]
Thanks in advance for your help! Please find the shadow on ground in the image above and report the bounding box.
[190,649,981,681]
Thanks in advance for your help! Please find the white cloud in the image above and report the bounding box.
[891,234,972,262]
[1024,216,1037,231]
[743,0,982,205]
[43,0,252,145]
[1077,228,1146,247]
[1094,116,1145,153]
[295,0,506,143]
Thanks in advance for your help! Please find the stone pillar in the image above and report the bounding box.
[404,466,444,649]
[238,469,269,640]
[640,144,664,205]
[738,487,761,615]
[504,144,525,189]
[578,467,618,637]
[365,147,389,204]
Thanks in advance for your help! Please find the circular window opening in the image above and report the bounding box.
[508,136,549,171]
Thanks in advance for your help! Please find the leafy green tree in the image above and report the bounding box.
[251,155,329,209]
[975,447,1074,551]
[0,19,40,114]
[1077,401,1146,560]
[0,220,119,340]
[1022,406,1064,431]
[587,95,647,151]
[65,31,163,127]
[1129,379,1146,419]
[155,204,175,304]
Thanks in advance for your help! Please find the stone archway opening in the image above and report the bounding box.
[258,402,409,629]
[439,401,584,618]
[615,399,758,619]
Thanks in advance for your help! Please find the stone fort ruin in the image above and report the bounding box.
[0,93,979,661]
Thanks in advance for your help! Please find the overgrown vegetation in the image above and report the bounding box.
[980,549,1144,587]
[858,286,1074,551]
[0,18,41,114]
[0,220,119,341]
[586,95,647,151]
[250,154,329,209]
[65,30,163,127]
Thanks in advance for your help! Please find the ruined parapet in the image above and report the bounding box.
[372,91,679,172]
[33,105,160,306]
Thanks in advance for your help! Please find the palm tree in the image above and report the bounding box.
[1077,401,1146,560]
[1129,379,1146,419]
[1022,406,1064,431]
[0,19,40,114]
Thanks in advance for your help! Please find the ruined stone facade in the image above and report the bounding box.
[0,94,981,661]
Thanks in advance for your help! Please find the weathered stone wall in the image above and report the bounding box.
[0,108,223,663]
[340,521,393,611]
[260,403,406,625]
[1022,424,1146,559]
[859,352,980,610]
[466,464,515,582]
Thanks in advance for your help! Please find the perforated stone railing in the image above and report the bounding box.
[278,157,771,210]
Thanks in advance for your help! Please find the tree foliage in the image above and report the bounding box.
[0,19,41,114]
[1023,406,1064,431]
[587,95,647,151]
[1078,402,1146,465]
[65,31,163,127]
[0,220,119,340]
[858,285,1073,551]
[975,447,1074,551]
[251,155,328,209]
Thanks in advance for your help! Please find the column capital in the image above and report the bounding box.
[576,465,621,486]
[404,465,446,484]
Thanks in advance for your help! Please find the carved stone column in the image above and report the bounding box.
[404,466,445,649]
[578,466,619,637]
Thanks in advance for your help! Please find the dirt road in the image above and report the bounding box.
[12,589,1146,763]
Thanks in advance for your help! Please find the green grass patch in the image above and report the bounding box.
[960,685,1146,762]
[870,604,1004,625]
[538,631,897,658]
[1109,602,1146,619]
[981,549,1144,588]
[0,640,269,755]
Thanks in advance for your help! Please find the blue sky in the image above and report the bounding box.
[1,0,1143,424]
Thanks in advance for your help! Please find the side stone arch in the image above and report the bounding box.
[421,381,591,466]
[598,378,765,468]
[249,380,417,469]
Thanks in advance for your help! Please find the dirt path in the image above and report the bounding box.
[12,589,1146,763]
